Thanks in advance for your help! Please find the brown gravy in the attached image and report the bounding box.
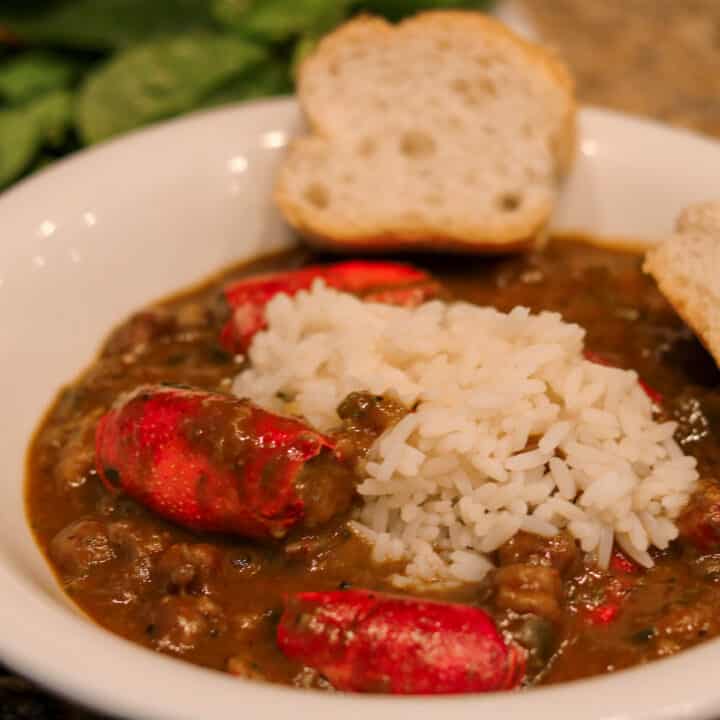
[26,239,720,689]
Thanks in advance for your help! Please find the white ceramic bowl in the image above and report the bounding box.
[2,98,720,720]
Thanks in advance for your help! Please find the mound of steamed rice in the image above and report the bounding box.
[233,281,698,586]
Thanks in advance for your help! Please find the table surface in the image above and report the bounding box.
[521,0,720,138]
[7,2,720,717]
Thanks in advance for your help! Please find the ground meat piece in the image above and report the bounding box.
[225,548,264,578]
[107,520,169,559]
[334,392,408,464]
[497,531,578,575]
[677,479,720,551]
[102,311,176,357]
[150,596,226,654]
[155,543,222,595]
[294,452,356,528]
[106,519,170,585]
[494,564,562,620]
[49,520,115,579]
[692,553,720,582]
[337,392,407,432]
[650,599,720,648]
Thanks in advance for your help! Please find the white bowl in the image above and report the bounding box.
[2,98,720,720]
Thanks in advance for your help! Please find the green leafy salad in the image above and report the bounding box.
[0,0,494,189]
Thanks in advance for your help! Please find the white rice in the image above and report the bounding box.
[233,281,698,585]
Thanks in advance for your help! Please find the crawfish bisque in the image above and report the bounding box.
[25,240,720,692]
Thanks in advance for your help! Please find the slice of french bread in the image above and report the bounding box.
[275,11,576,253]
[644,201,720,365]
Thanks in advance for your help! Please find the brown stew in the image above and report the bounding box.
[26,239,720,689]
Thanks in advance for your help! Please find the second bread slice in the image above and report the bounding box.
[644,201,720,367]
[275,11,576,253]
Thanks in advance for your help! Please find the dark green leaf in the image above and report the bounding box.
[0,88,73,187]
[30,89,74,147]
[202,62,292,107]
[0,52,77,105]
[76,34,267,144]
[0,108,39,188]
[212,0,252,29]
[213,0,350,43]
[354,0,495,21]
[0,0,216,50]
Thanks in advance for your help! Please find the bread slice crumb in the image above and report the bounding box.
[644,201,720,365]
[275,11,576,253]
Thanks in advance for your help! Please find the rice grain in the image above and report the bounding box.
[233,282,698,585]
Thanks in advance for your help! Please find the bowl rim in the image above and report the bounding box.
[3,97,720,720]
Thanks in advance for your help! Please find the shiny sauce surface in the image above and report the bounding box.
[26,239,720,688]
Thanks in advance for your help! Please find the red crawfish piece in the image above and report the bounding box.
[95,385,350,540]
[584,602,621,626]
[277,589,526,694]
[609,549,640,576]
[582,551,641,626]
[220,261,441,353]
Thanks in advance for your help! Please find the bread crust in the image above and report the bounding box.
[644,202,720,367]
[275,11,577,254]
[645,251,720,363]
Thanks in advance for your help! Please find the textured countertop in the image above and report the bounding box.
[6,3,720,719]
[520,0,720,138]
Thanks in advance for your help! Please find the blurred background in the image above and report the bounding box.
[2,0,720,716]
[1,0,720,194]
[0,0,498,193]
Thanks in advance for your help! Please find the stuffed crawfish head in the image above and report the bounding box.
[95,385,355,540]
[278,589,526,694]
[220,260,442,353]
